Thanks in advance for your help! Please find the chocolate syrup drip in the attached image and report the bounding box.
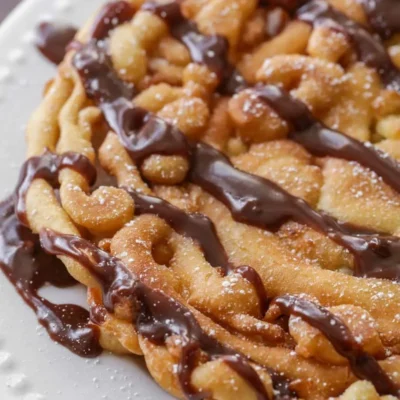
[73,42,400,282]
[0,197,101,357]
[273,295,399,396]
[15,150,96,226]
[297,0,400,91]
[89,1,135,41]
[35,22,77,65]
[361,0,400,40]
[40,229,293,399]
[126,189,268,315]
[142,1,247,94]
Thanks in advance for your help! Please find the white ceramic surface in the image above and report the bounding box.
[0,1,173,399]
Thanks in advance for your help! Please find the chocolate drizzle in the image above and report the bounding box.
[89,1,135,41]
[36,22,78,65]
[297,0,400,91]
[254,85,400,194]
[15,150,96,226]
[190,135,400,282]
[361,0,400,40]
[142,2,228,79]
[126,189,268,315]
[273,295,400,396]
[234,265,268,316]
[40,229,292,400]
[0,196,101,357]
[142,1,247,94]
[126,189,229,270]
[74,44,190,163]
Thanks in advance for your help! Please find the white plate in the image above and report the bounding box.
[0,1,173,399]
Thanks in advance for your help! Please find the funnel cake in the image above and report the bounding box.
[2,0,400,399]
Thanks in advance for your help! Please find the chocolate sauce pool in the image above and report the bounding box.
[0,196,101,357]
[0,150,100,357]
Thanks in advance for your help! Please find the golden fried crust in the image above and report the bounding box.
[319,158,400,233]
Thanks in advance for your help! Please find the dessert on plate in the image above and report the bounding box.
[1,0,400,398]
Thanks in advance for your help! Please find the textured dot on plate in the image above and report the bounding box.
[21,30,36,45]
[54,0,72,12]
[6,373,29,392]
[18,78,29,87]
[8,49,25,64]
[39,14,54,23]
[24,394,46,400]
[0,67,12,83]
[0,351,13,370]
